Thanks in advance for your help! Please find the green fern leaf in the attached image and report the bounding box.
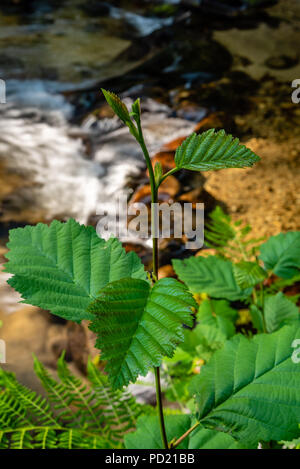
[190,325,300,445]
[0,356,140,449]
[56,353,103,430]
[10,429,35,449]
[173,255,252,301]
[205,206,263,261]
[0,370,58,427]
[263,292,299,333]
[58,429,109,449]
[33,355,77,423]
[88,277,196,389]
[87,360,141,443]
[175,130,260,172]
[4,218,146,322]
[0,389,30,429]
[34,428,58,449]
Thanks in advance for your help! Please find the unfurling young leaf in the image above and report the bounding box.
[131,98,141,125]
[4,219,146,322]
[101,89,131,124]
[88,277,197,389]
[174,129,260,172]
[101,89,139,139]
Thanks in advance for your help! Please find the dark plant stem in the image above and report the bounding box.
[154,367,169,449]
[137,121,168,449]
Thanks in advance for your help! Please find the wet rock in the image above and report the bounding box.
[130,176,180,206]
[213,2,300,82]
[194,112,233,133]
[195,248,218,257]
[80,2,111,17]
[158,264,176,279]
[265,55,298,70]
[176,105,207,123]
[123,242,152,269]
[66,321,98,374]
[0,303,66,392]
[151,151,177,172]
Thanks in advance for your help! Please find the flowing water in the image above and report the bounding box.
[0,1,199,230]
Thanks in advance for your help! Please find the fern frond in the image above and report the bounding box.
[58,429,110,449]
[0,390,30,429]
[205,206,263,261]
[0,370,58,426]
[33,355,76,424]
[56,353,104,430]
[34,428,58,449]
[10,428,35,449]
[87,360,141,443]
[0,355,142,448]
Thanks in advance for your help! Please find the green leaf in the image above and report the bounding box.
[4,219,146,322]
[173,255,252,301]
[125,415,245,449]
[197,299,237,338]
[174,130,260,172]
[154,162,163,186]
[189,425,248,449]
[259,232,300,279]
[131,98,141,125]
[181,324,227,363]
[233,261,267,289]
[190,325,300,445]
[264,292,299,333]
[101,89,131,124]
[250,304,265,333]
[125,415,191,449]
[88,277,196,389]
